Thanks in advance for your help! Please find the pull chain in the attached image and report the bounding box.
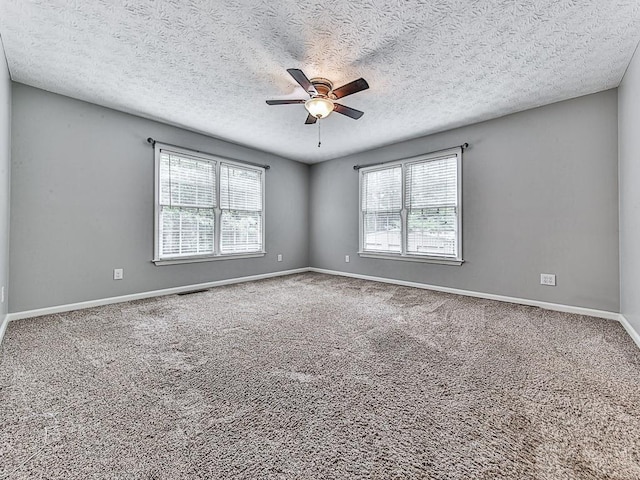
[318,119,321,148]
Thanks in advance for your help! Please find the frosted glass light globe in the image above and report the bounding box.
[305,97,334,119]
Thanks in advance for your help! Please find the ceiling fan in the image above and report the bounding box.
[266,68,369,124]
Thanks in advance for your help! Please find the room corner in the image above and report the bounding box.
[0,33,11,344]
[618,37,640,348]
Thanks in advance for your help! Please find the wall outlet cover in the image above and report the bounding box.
[540,273,556,286]
[114,268,124,280]
[277,254,283,262]
[345,255,350,263]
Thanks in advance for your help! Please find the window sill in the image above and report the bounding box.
[358,252,464,266]
[153,252,266,266]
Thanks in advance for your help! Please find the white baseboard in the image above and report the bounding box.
[309,268,621,321]
[4,267,630,347]
[6,268,309,322]
[619,315,640,350]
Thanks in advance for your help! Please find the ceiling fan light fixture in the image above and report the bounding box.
[266,69,368,124]
[305,97,334,119]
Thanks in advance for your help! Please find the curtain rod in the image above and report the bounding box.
[352,143,469,171]
[147,138,271,170]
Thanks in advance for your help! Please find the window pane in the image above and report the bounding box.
[363,212,401,253]
[160,206,214,258]
[220,164,262,211]
[362,166,402,212]
[160,152,215,208]
[406,156,457,209]
[407,207,457,257]
[221,211,262,254]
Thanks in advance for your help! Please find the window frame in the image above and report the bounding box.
[153,143,266,265]
[358,147,463,266]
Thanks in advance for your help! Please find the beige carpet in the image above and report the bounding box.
[1,272,639,479]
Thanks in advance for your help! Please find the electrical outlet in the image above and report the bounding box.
[345,255,350,263]
[540,273,556,286]
[113,268,124,280]
[277,254,283,262]
[1,286,4,303]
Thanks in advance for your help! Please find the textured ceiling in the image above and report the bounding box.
[1,1,640,163]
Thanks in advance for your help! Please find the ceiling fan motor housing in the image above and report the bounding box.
[310,78,334,98]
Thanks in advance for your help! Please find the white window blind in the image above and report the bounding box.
[159,151,215,258]
[220,164,263,254]
[406,156,458,257]
[359,148,462,262]
[154,144,266,263]
[361,166,402,253]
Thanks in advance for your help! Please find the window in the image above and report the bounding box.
[154,144,264,264]
[359,147,462,264]
[220,164,263,254]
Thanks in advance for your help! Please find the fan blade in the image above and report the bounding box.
[332,78,369,99]
[266,99,306,105]
[334,103,364,119]
[287,68,318,95]
[305,114,318,125]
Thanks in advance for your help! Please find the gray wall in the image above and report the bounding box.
[10,84,309,312]
[310,91,620,312]
[7,84,623,314]
[0,38,10,323]
[619,46,640,334]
